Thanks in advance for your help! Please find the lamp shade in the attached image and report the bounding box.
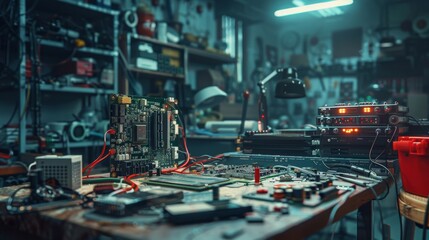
[274,68,306,98]
[194,86,227,109]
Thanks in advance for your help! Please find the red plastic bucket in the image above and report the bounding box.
[393,136,429,197]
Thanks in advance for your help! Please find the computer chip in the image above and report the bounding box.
[134,124,147,143]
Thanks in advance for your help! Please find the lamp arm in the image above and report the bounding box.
[238,90,250,137]
[259,69,279,86]
[257,69,279,131]
[258,87,268,131]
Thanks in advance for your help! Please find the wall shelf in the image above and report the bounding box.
[36,0,119,18]
[121,33,237,95]
[130,34,184,50]
[40,84,115,94]
[131,34,236,64]
[26,140,106,151]
[128,67,185,80]
[38,39,117,57]
[187,47,236,65]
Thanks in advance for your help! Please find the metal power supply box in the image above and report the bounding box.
[35,155,82,190]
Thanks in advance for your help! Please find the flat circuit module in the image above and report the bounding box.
[109,94,180,176]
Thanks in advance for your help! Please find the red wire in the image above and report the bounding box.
[86,152,112,178]
[177,154,224,174]
[82,144,106,173]
[124,173,146,192]
[178,127,190,168]
[82,129,115,174]
[0,152,11,159]
[105,176,139,195]
[162,127,191,174]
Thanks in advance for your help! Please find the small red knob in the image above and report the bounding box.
[243,90,250,99]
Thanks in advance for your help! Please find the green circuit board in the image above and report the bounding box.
[109,94,180,176]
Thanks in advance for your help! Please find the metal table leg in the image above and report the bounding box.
[357,201,373,240]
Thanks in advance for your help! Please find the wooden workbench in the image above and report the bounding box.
[0,174,389,240]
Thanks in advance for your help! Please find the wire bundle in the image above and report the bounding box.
[82,129,115,178]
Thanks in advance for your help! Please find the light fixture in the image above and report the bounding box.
[379,36,396,48]
[190,86,227,132]
[292,0,344,18]
[274,0,353,17]
[257,68,306,131]
[194,86,227,109]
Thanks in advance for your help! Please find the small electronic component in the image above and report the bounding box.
[94,190,183,216]
[242,177,348,207]
[109,94,180,176]
[145,174,231,191]
[204,165,287,180]
[164,200,252,224]
[318,102,408,116]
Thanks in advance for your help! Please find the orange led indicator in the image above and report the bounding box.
[363,107,371,113]
[342,128,359,134]
[339,108,346,114]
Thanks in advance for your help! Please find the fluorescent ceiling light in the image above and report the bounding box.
[275,0,353,17]
[292,0,345,18]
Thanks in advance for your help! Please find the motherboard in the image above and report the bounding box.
[109,94,180,176]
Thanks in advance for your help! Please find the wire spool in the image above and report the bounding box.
[124,9,138,29]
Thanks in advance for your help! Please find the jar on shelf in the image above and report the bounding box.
[137,4,155,38]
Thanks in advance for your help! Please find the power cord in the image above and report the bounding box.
[369,130,403,240]
[423,193,429,240]
[327,188,355,240]
[408,115,429,135]
[7,168,90,214]
[368,184,386,240]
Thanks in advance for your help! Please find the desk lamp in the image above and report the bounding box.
[194,86,227,110]
[191,86,227,131]
[257,68,306,131]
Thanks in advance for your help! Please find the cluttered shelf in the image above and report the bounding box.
[128,34,236,65]
[129,34,184,50]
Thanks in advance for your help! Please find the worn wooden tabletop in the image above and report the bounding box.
[0,175,388,240]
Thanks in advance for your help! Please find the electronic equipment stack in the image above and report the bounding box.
[317,102,409,159]
[240,129,320,157]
